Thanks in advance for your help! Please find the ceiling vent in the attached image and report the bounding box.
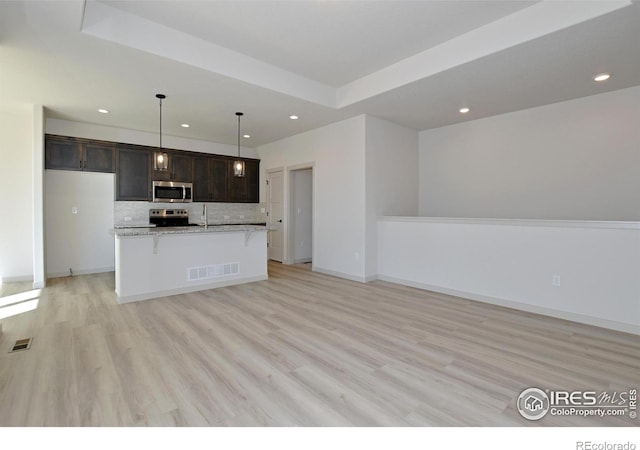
[9,338,33,353]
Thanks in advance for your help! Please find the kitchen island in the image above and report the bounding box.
[113,224,268,303]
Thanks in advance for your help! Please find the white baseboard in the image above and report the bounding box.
[116,275,268,304]
[47,266,115,279]
[1,274,33,283]
[377,274,640,336]
[312,266,376,283]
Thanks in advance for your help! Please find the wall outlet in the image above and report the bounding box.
[552,275,561,287]
[71,206,78,214]
[239,215,245,219]
[224,215,230,220]
[124,216,132,222]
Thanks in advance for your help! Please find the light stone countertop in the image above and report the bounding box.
[113,224,268,237]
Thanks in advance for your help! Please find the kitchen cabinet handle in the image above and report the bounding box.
[277,219,283,223]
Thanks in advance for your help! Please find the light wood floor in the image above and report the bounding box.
[0,262,638,426]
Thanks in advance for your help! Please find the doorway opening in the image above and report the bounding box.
[289,166,313,268]
[266,168,284,263]
[266,165,314,267]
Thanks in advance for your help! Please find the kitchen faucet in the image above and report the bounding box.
[202,203,208,226]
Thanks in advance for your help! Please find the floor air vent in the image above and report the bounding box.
[10,338,32,353]
[188,263,240,281]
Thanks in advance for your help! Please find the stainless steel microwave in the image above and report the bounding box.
[152,181,193,203]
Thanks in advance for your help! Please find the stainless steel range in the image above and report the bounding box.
[149,208,198,227]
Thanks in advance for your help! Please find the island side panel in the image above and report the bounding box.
[115,230,267,303]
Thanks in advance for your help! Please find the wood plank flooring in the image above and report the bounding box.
[0,262,638,426]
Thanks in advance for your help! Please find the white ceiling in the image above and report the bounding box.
[100,0,536,87]
[1,0,639,148]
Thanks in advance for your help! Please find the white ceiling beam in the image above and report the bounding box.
[336,0,631,108]
[81,1,337,108]
[79,0,632,112]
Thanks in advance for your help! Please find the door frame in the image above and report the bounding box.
[266,167,285,262]
[286,163,314,266]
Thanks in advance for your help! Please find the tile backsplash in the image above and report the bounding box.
[114,201,266,227]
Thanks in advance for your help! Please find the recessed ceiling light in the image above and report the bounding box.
[593,73,611,82]
[459,107,470,114]
[243,134,250,139]
[98,109,109,114]
[181,123,190,128]
[289,115,299,120]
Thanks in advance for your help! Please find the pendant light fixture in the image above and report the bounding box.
[154,93,169,171]
[233,112,245,177]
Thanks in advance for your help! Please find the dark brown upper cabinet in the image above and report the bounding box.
[194,156,259,203]
[45,135,115,173]
[192,155,212,202]
[192,156,229,202]
[46,134,259,203]
[116,144,151,201]
[211,157,231,201]
[152,151,193,182]
[244,159,260,203]
[228,159,259,203]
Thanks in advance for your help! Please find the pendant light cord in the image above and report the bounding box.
[159,97,163,150]
[236,112,243,158]
[156,94,166,150]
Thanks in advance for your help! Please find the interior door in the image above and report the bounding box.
[268,170,284,262]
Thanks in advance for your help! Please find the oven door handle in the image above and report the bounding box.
[182,185,186,202]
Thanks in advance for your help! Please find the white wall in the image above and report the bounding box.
[45,170,115,277]
[419,86,640,220]
[257,114,419,281]
[378,217,640,335]
[365,116,419,278]
[0,103,34,281]
[46,118,258,159]
[258,115,367,281]
[32,105,46,288]
[291,168,313,263]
